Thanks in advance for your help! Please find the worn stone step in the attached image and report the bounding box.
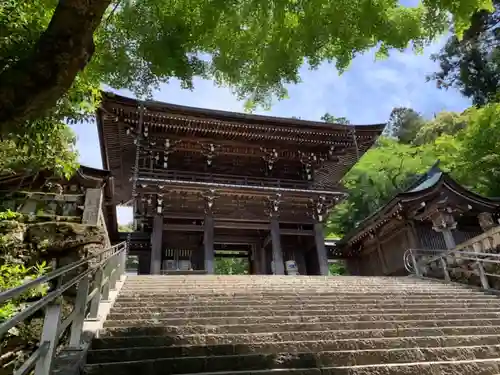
[119,285,472,291]
[113,297,500,308]
[122,276,446,284]
[103,311,500,328]
[110,301,500,313]
[326,358,500,375]
[99,318,500,335]
[118,291,483,299]
[94,325,500,347]
[106,306,500,320]
[88,334,500,361]
[84,345,500,374]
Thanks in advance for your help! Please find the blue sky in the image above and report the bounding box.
[72,36,470,225]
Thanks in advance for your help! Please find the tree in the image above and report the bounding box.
[0,122,78,179]
[383,107,426,143]
[215,257,249,275]
[455,102,500,196]
[321,113,350,125]
[0,0,494,133]
[327,137,439,235]
[329,261,347,276]
[118,223,134,232]
[428,0,500,105]
[413,111,468,145]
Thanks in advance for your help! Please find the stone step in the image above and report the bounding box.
[99,318,500,335]
[122,276,443,283]
[106,306,500,320]
[121,284,464,290]
[118,290,483,297]
[94,325,500,348]
[88,334,500,360]
[102,311,500,328]
[109,301,500,313]
[328,358,500,375]
[84,345,500,374]
[113,297,499,308]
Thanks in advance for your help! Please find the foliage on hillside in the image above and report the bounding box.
[326,102,500,237]
[0,0,494,132]
[0,122,79,179]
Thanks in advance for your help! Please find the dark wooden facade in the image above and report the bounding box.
[337,164,500,276]
[97,93,383,275]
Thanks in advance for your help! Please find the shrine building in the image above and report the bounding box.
[336,162,500,276]
[96,93,384,275]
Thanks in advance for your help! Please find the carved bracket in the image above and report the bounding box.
[156,193,164,214]
[198,142,221,167]
[202,189,218,214]
[260,147,279,172]
[298,151,325,180]
[162,138,181,168]
[266,193,282,218]
[430,208,457,232]
[311,195,328,223]
[478,212,496,232]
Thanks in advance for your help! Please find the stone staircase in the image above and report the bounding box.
[84,276,500,375]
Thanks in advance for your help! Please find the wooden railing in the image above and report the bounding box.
[138,168,311,190]
[0,242,127,375]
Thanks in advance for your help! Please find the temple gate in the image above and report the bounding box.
[96,93,383,275]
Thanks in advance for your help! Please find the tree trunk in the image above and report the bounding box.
[0,0,112,131]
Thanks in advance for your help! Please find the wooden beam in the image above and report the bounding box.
[137,213,317,225]
[161,223,314,235]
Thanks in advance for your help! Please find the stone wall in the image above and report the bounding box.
[0,187,111,374]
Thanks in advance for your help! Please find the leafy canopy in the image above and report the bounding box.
[428,0,499,105]
[0,121,78,179]
[0,0,495,133]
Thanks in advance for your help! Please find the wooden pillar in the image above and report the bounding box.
[150,215,163,275]
[138,253,151,275]
[270,217,285,275]
[260,247,267,274]
[442,229,456,249]
[314,222,329,276]
[250,244,259,275]
[375,235,388,275]
[204,214,215,274]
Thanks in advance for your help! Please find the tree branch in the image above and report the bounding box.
[0,0,112,130]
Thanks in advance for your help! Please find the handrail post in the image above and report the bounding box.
[108,252,118,291]
[69,275,90,348]
[477,260,490,290]
[119,248,127,280]
[34,303,62,375]
[101,259,111,301]
[410,250,422,277]
[87,268,104,320]
[440,256,451,282]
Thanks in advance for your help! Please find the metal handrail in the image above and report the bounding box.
[404,247,500,289]
[1,241,128,375]
[0,241,124,304]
